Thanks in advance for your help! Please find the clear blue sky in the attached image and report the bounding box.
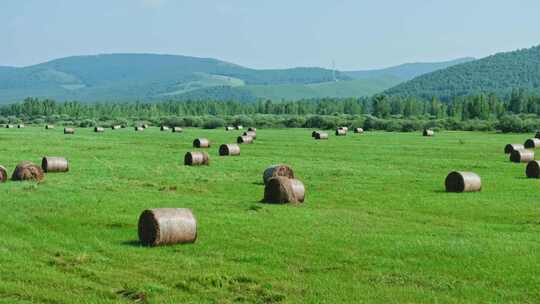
[1,0,539,70]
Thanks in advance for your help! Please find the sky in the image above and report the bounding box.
[1,0,539,70]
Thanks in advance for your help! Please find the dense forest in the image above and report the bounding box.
[2,89,540,132]
[386,45,540,100]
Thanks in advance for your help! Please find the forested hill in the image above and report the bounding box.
[385,45,540,100]
[344,57,474,81]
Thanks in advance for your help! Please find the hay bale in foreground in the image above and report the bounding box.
[510,149,534,163]
[423,129,434,136]
[138,208,197,246]
[172,127,183,133]
[160,126,170,131]
[248,127,257,132]
[225,126,235,131]
[445,171,481,193]
[263,165,294,186]
[504,144,525,154]
[184,152,209,166]
[526,161,540,178]
[94,127,105,133]
[524,138,540,149]
[237,135,253,144]
[263,177,305,204]
[243,131,257,139]
[41,157,69,173]
[17,124,25,129]
[219,144,240,156]
[11,161,44,182]
[134,126,144,132]
[45,125,55,129]
[193,138,210,148]
[354,128,364,134]
[111,125,121,130]
[314,132,329,140]
[0,165,7,183]
[335,128,347,136]
[64,128,75,134]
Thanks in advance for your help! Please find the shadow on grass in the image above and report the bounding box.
[251,182,264,186]
[121,240,143,247]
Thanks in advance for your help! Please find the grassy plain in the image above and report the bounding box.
[0,127,539,303]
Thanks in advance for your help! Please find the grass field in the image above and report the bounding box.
[0,127,539,303]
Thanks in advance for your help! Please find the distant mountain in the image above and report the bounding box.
[344,57,475,81]
[385,45,540,100]
[0,53,473,103]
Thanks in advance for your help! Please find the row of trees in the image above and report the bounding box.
[0,89,539,132]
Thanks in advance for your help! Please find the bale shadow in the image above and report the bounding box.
[121,240,143,247]
[251,182,264,186]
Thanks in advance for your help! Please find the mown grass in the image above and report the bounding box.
[0,127,539,303]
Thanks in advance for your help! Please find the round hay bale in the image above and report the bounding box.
[315,132,329,140]
[6,124,14,129]
[263,165,295,186]
[138,208,197,246]
[248,127,257,132]
[526,160,540,178]
[335,128,347,136]
[142,124,149,129]
[11,161,44,182]
[17,124,25,129]
[235,125,243,130]
[94,127,105,133]
[41,157,69,173]
[504,144,525,154]
[524,138,540,149]
[237,135,254,144]
[111,125,121,130]
[311,130,320,138]
[45,125,55,129]
[225,126,235,131]
[160,126,170,131]
[263,177,305,204]
[64,127,75,134]
[354,128,364,134]
[219,144,240,156]
[445,171,481,193]
[193,138,211,148]
[0,165,7,183]
[423,129,434,136]
[510,149,534,163]
[134,126,144,132]
[184,152,210,166]
[243,131,256,139]
[172,127,183,133]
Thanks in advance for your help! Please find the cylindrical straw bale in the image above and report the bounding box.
[11,161,44,182]
[219,144,240,156]
[172,127,183,133]
[6,124,14,129]
[526,160,540,178]
[41,157,69,173]
[138,208,197,246]
[354,128,364,134]
[243,131,256,139]
[45,125,55,129]
[94,127,105,133]
[17,124,25,128]
[335,128,347,136]
[510,149,534,163]
[504,144,524,154]
[225,126,235,131]
[235,125,243,130]
[445,171,481,193]
[237,135,253,144]
[134,126,144,132]
[315,132,329,140]
[184,152,209,166]
[193,138,210,148]
[0,165,7,183]
[111,125,121,130]
[423,129,434,136]
[248,127,257,132]
[263,165,294,186]
[64,127,75,134]
[524,138,540,149]
[142,124,149,129]
[263,177,305,204]
[160,126,170,131]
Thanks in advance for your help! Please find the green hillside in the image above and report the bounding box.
[344,57,474,81]
[386,45,540,100]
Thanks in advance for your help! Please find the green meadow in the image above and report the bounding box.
[0,127,539,303]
